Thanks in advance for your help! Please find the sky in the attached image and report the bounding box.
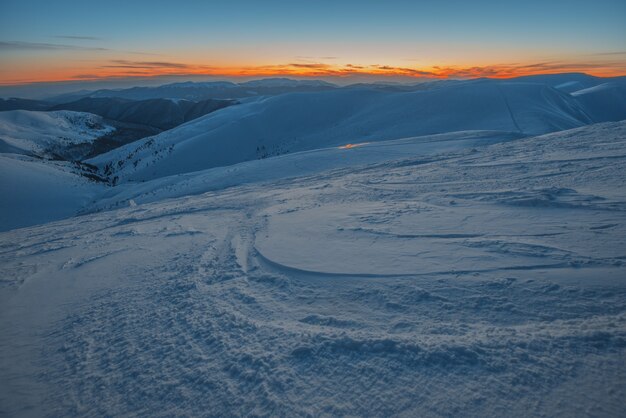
[1,0,625,86]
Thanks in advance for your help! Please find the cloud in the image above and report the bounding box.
[70,74,102,79]
[6,56,624,86]
[373,65,435,76]
[54,35,101,41]
[295,56,338,60]
[2,40,159,57]
[200,60,625,80]
[589,51,626,56]
[0,41,108,51]
[125,50,163,56]
[102,60,194,69]
[287,63,333,69]
[431,60,626,78]
[93,60,218,78]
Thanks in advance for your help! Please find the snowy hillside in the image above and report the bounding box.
[573,81,626,122]
[91,130,522,211]
[49,97,235,130]
[1,121,625,416]
[91,81,592,182]
[0,110,115,159]
[0,154,106,231]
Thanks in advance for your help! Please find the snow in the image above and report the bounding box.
[91,130,522,210]
[1,75,625,415]
[572,81,626,122]
[1,120,625,416]
[0,154,106,231]
[90,81,592,182]
[0,110,115,158]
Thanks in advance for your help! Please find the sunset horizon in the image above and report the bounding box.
[2,58,626,86]
[2,1,625,86]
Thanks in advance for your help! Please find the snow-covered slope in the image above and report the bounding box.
[0,154,106,231]
[91,130,522,211]
[49,97,235,130]
[573,81,626,122]
[1,121,625,416]
[91,81,591,182]
[0,110,115,159]
[510,73,626,93]
[0,130,520,231]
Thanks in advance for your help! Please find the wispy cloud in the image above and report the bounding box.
[197,60,626,79]
[588,51,626,56]
[288,63,334,69]
[295,56,338,61]
[102,60,193,69]
[54,35,101,41]
[125,51,163,56]
[70,74,102,79]
[4,58,625,85]
[2,39,160,57]
[373,65,436,76]
[431,61,626,78]
[0,41,108,51]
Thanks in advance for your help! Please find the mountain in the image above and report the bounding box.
[165,81,238,89]
[45,78,340,102]
[0,98,236,159]
[49,97,235,130]
[90,80,593,182]
[0,97,51,111]
[0,110,116,159]
[239,77,336,88]
[509,72,626,93]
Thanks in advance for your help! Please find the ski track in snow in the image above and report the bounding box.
[1,122,626,417]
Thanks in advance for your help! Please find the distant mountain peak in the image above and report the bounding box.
[238,78,337,88]
[162,81,238,89]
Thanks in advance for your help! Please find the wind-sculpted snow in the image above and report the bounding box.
[1,121,625,416]
[90,81,592,182]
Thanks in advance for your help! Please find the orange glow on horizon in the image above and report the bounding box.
[1,60,625,86]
